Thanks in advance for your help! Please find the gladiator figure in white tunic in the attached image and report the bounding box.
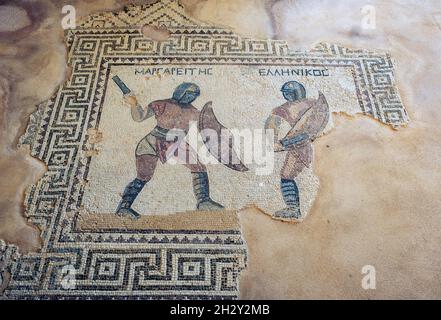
[265,81,330,221]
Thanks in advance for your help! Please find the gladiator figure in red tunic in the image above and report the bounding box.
[116,82,226,219]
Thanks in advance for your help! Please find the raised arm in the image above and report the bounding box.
[124,95,154,122]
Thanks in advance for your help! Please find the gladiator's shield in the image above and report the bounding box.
[282,92,330,148]
[198,102,249,172]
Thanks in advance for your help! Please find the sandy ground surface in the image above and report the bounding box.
[0,0,440,299]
